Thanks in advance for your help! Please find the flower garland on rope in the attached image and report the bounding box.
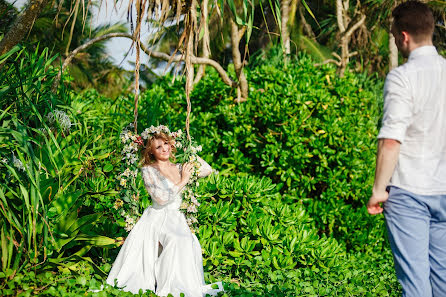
[116,124,203,233]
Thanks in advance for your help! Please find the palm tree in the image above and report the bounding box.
[25,0,130,95]
[0,0,18,36]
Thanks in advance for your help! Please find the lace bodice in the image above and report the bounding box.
[141,157,212,210]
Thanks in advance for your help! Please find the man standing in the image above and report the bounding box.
[367,1,446,296]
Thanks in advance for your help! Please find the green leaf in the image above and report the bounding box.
[103,163,114,173]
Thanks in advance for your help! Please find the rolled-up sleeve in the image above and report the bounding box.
[377,70,414,143]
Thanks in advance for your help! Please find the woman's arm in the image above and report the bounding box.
[196,156,212,178]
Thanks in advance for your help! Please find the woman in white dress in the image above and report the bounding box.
[106,130,223,297]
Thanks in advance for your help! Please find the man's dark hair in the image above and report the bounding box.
[392,1,435,42]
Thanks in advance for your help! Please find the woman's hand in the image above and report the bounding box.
[180,162,194,185]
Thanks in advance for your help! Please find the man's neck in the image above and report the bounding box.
[409,40,433,53]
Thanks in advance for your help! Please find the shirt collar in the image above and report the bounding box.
[408,45,438,61]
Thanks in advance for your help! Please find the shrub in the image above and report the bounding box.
[138,53,387,252]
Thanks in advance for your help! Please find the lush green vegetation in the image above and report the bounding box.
[0,44,401,296]
[3,0,445,295]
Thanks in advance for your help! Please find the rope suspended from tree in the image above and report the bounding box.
[131,0,195,143]
[132,0,146,132]
[184,0,197,143]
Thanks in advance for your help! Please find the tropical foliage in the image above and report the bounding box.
[1,44,401,296]
[3,0,443,296]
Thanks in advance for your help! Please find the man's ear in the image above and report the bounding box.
[401,31,410,43]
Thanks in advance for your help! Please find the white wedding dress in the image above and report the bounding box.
[106,160,223,297]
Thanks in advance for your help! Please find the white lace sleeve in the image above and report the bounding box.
[141,166,180,206]
[196,156,212,178]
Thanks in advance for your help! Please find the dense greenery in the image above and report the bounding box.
[138,49,387,252]
[0,45,400,296]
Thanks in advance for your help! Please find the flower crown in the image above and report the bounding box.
[141,125,169,139]
[140,125,183,140]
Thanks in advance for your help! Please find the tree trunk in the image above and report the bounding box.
[335,0,365,77]
[229,17,248,102]
[281,0,291,57]
[0,0,49,56]
[388,17,398,70]
[389,32,398,70]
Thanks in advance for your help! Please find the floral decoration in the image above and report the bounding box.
[115,124,205,233]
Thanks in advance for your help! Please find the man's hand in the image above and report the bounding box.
[367,189,389,215]
[368,138,400,215]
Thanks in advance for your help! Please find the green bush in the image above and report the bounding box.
[194,174,399,296]
[138,53,387,252]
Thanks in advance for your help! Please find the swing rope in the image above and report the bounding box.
[133,0,145,133]
[132,0,193,143]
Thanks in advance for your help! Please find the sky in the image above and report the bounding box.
[9,0,153,71]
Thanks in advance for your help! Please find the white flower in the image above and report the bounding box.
[186,216,198,227]
[128,156,138,164]
[46,110,72,133]
[131,142,138,151]
[196,145,202,152]
[12,155,25,171]
[123,168,132,177]
[191,196,199,204]
[125,223,134,232]
[121,145,130,154]
[141,128,150,139]
[125,216,136,232]
[187,205,198,213]
[1,158,7,164]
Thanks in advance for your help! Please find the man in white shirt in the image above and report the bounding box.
[367,1,446,296]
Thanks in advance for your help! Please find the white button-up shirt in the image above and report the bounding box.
[378,46,446,195]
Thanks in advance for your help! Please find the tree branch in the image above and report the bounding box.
[314,59,341,67]
[343,14,366,39]
[238,26,247,43]
[336,0,346,33]
[52,32,237,91]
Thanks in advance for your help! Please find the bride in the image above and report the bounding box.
[106,127,223,297]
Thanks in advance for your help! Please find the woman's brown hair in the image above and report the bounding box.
[141,132,176,166]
